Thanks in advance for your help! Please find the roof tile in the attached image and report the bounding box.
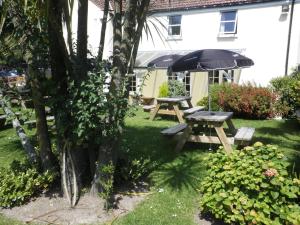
[91,0,280,12]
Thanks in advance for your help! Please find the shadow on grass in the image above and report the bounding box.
[150,152,206,192]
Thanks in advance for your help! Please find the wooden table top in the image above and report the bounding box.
[186,111,233,122]
[156,96,191,103]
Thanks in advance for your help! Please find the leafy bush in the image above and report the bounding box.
[168,80,186,97]
[197,84,225,111]
[115,157,155,184]
[200,143,300,225]
[197,84,277,119]
[0,161,55,208]
[158,82,169,97]
[98,161,115,211]
[270,71,300,117]
[158,80,187,98]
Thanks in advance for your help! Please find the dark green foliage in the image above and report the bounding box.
[0,160,55,208]
[66,63,128,144]
[200,143,300,225]
[197,84,277,119]
[115,157,155,184]
[270,71,300,117]
[98,161,115,211]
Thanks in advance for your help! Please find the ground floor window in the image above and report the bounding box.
[208,70,234,84]
[128,74,137,92]
[168,72,191,96]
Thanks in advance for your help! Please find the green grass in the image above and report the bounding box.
[0,109,299,225]
[112,110,300,225]
[0,214,27,225]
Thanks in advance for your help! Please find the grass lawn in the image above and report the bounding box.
[0,109,299,225]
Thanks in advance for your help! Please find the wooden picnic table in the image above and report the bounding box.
[150,96,193,123]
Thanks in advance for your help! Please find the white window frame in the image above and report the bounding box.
[167,15,182,39]
[219,11,237,34]
[209,70,235,84]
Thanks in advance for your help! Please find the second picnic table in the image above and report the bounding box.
[161,111,255,154]
[150,96,193,123]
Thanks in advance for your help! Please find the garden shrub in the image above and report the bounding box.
[197,84,277,119]
[270,71,300,117]
[168,80,186,97]
[115,157,155,184]
[0,160,55,208]
[158,80,187,98]
[200,143,300,225]
[158,82,169,97]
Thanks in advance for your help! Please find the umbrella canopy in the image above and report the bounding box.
[168,49,254,73]
[147,54,183,68]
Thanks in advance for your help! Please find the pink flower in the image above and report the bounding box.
[264,168,278,177]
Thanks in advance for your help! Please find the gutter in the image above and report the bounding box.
[285,0,295,76]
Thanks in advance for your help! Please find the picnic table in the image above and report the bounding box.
[161,111,255,154]
[149,96,203,123]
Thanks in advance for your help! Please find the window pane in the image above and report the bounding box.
[169,15,181,25]
[168,26,181,36]
[224,22,235,33]
[221,11,236,21]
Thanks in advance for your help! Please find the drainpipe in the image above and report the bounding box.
[285,0,295,76]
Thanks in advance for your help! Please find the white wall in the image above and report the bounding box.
[138,1,300,86]
[65,0,113,59]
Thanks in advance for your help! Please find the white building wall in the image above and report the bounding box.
[65,0,113,59]
[138,1,300,86]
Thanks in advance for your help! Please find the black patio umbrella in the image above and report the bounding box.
[168,49,254,111]
[147,54,183,68]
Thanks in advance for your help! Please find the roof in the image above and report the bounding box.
[91,0,282,12]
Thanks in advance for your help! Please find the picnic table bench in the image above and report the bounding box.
[161,111,255,153]
[150,96,204,123]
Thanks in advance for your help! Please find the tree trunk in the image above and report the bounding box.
[28,65,57,172]
[0,89,38,164]
[77,0,88,79]
[97,0,109,60]
[62,0,74,57]
[90,142,114,196]
[130,0,150,71]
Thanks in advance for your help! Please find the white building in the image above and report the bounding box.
[136,0,300,86]
[70,0,300,102]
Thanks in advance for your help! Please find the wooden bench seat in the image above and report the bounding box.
[183,106,205,115]
[234,127,255,145]
[143,105,156,112]
[161,123,187,136]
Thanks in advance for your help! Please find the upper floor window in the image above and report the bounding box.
[168,15,182,37]
[219,11,237,34]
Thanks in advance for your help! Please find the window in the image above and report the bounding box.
[168,15,182,37]
[129,74,136,92]
[219,11,237,34]
[209,70,234,84]
[168,72,191,96]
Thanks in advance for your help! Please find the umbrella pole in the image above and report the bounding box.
[208,71,212,112]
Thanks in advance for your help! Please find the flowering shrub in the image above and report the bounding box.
[197,84,277,119]
[199,143,300,225]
